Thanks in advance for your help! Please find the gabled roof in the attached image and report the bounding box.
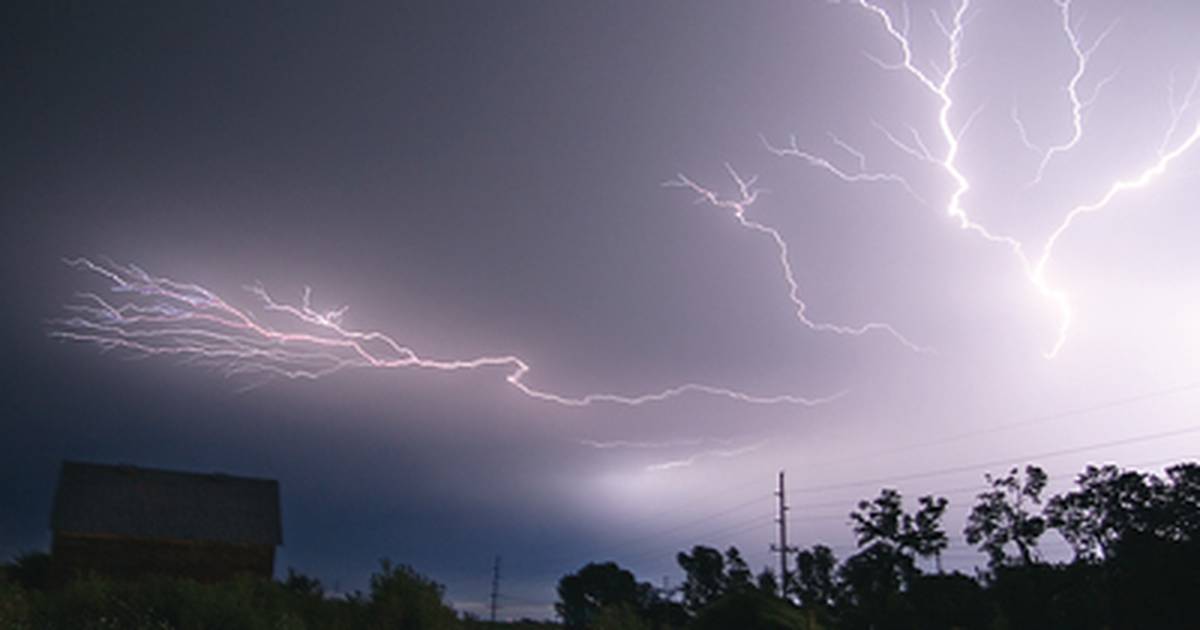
[51,461,282,546]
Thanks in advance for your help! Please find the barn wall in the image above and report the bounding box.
[52,533,274,583]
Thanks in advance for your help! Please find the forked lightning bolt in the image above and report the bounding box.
[1012,0,1117,186]
[786,0,1200,358]
[50,258,842,407]
[666,165,931,353]
[760,133,927,205]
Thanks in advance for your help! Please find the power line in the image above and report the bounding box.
[612,514,778,567]
[804,379,1200,471]
[475,444,1200,625]
[564,449,1200,576]
[532,492,773,569]
[455,393,1200,610]
[577,379,1200,565]
[507,452,1200,606]
[614,512,779,564]
[510,381,1200,584]
[550,445,1200,578]
[789,421,1200,497]
[522,447,1200,581]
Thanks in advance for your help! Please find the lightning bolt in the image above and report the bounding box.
[761,133,927,204]
[574,437,764,473]
[786,0,1200,358]
[1032,114,1200,356]
[1013,0,1118,186]
[50,258,843,407]
[666,165,931,353]
[644,441,766,473]
[575,437,738,450]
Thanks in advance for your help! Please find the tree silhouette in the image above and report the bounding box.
[688,589,806,630]
[1156,462,1200,542]
[723,547,755,594]
[11,458,1200,628]
[1045,464,1157,561]
[675,546,727,613]
[3,552,51,591]
[793,544,838,629]
[367,559,460,630]
[588,603,652,630]
[850,488,948,571]
[755,568,779,596]
[555,561,654,629]
[839,489,949,628]
[963,465,1048,568]
[905,572,990,630]
[908,495,949,571]
[792,544,837,609]
[836,543,913,629]
[850,488,905,548]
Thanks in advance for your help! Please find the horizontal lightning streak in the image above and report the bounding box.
[575,437,737,450]
[645,441,766,473]
[51,258,841,408]
[574,436,766,473]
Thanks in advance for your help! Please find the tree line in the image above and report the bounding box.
[555,460,1200,629]
[2,459,1199,628]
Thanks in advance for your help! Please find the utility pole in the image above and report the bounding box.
[489,555,501,624]
[770,470,797,598]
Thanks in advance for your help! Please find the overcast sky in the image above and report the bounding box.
[5,0,1200,620]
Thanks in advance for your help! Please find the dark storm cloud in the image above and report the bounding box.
[6,0,1200,619]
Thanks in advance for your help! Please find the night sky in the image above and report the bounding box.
[5,0,1200,620]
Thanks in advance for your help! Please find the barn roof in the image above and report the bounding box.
[51,461,282,546]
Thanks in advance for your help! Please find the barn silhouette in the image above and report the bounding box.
[50,461,281,582]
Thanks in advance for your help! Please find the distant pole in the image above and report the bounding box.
[770,470,796,598]
[489,555,501,624]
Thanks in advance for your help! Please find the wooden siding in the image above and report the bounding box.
[52,532,275,583]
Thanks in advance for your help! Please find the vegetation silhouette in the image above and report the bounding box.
[4,459,1200,628]
[964,466,1048,568]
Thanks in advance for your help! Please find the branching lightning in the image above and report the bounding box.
[666,165,931,353]
[1013,0,1117,186]
[51,258,843,407]
[48,1,1200,436]
[761,133,927,204]
[785,0,1200,358]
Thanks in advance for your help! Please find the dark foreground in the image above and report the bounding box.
[5,460,1200,629]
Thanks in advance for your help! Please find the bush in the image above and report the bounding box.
[0,578,32,630]
[367,559,461,630]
